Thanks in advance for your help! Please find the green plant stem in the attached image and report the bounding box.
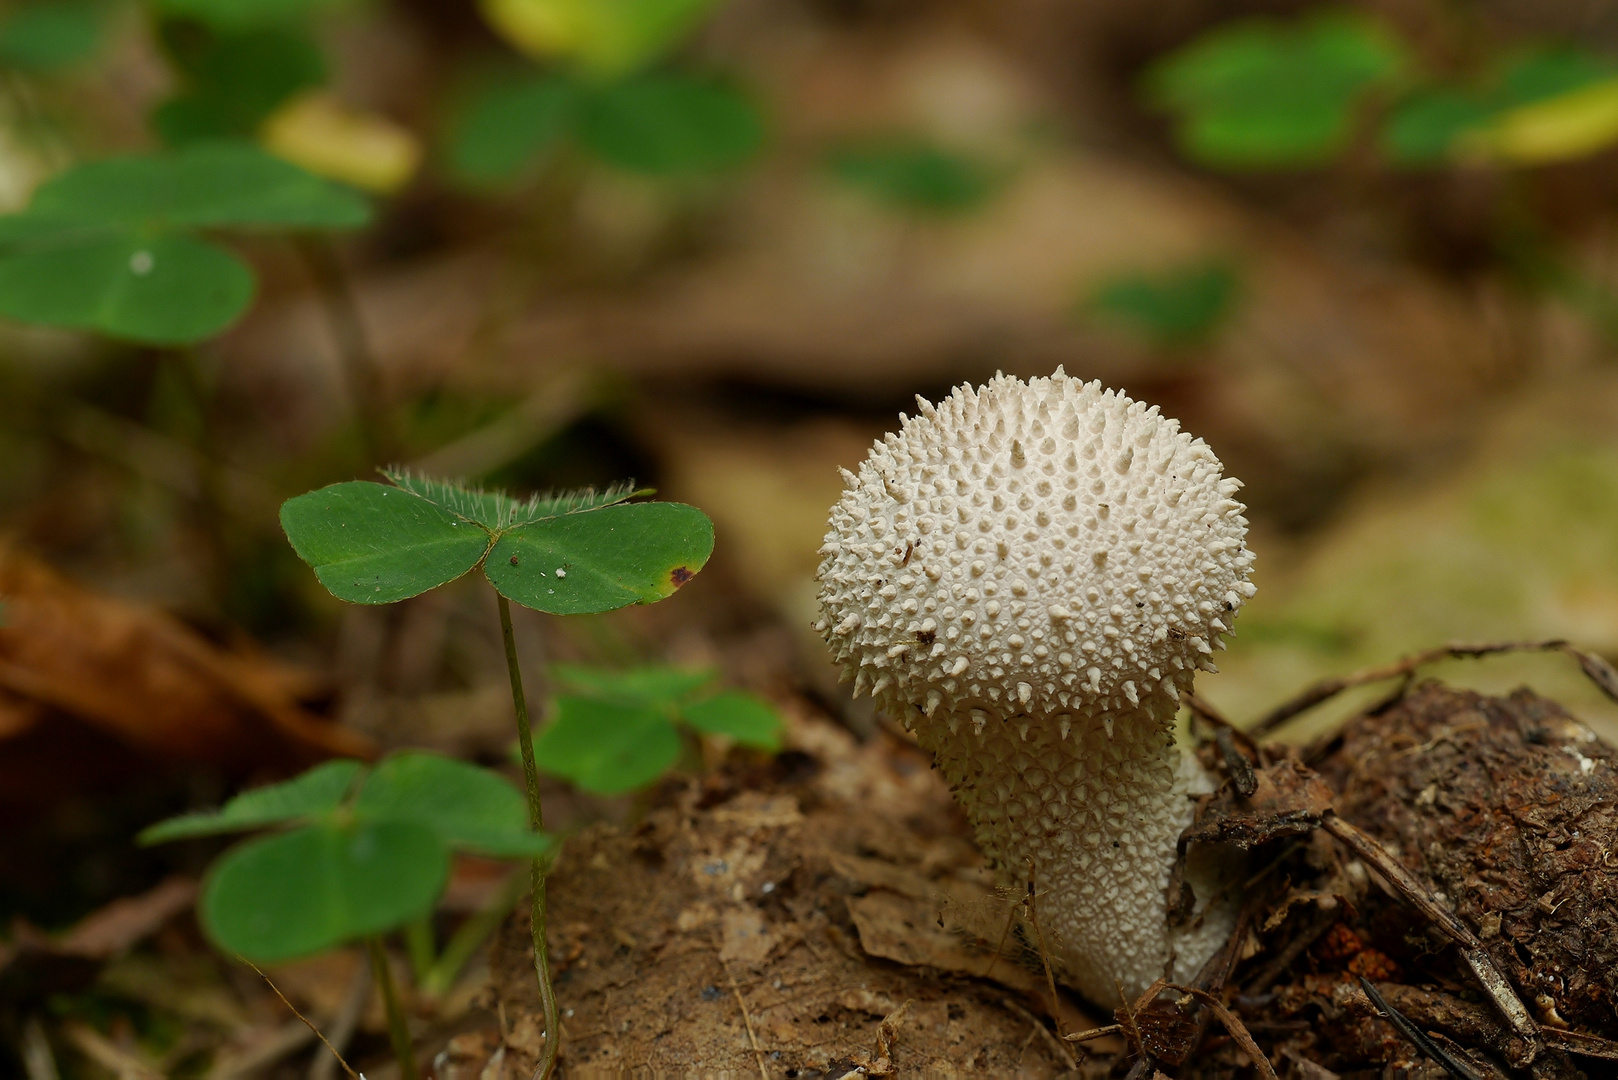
[498,593,561,1080]
[424,868,526,998]
[404,916,436,986]
[365,936,420,1080]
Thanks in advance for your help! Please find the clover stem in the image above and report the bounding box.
[498,593,561,1080]
[365,936,420,1080]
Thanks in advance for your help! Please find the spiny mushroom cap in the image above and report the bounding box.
[815,371,1254,725]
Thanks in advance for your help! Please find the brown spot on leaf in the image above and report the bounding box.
[509,555,519,566]
[670,566,694,588]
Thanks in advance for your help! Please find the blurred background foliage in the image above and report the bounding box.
[8,0,1618,1071]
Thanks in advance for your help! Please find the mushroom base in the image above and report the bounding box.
[910,696,1237,1006]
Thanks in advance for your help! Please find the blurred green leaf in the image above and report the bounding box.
[1382,89,1493,163]
[1085,261,1240,347]
[352,752,551,858]
[0,144,368,343]
[154,26,327,146]
[828,140,1002,213]
[682,690,781,749]
[550,662,715,707]
[484,501,715,614]
[23,142,370,230]
[1382,47,1618,165]
[532,696,681,794]
[1146,10,1407,168]
[447,72,578,185]
[155,0,349,31]
[479,0,719,77]
[139,760,364,844]
[575,74,764,175]
[279,481,492,604]
[0,231,255,344]
[0,1,102,72]
[1496,47,1611,107]
[201,820,448,962]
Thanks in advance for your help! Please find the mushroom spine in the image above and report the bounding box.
[814,370,1255,1005]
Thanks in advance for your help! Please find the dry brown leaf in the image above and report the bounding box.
[0,544,371,770]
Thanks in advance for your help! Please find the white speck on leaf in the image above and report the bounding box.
[129,250,154,275]
[554,568,566,578]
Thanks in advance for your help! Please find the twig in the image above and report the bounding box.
[308,959,369,1080]
[1214,726,1257,797]
[1249,639,1618,735]
[62,1020,163,1079]
[1163,983,1278,1080]
[1319,814,1543,1055]
[1002,997,1079,1069]
[1320,815,1477,947]
[1063,1022,1124,1043]
[238,956,360,1080]
[21,1017,59,1080]
[721,957,768,1080]
[1184,691,1263,763]
[1023,859,1065,1035]
[980,894,1019,982]
[1359,977,1487,1080]
[1544,1028,1618,1061]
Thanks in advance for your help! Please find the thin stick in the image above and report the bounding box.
[1022,859,1065,1038]
[1163,983,1278,1080]
[1359,977,1487,1080]
[498,594,561,1080]
[1320,814,1542,1052]
[366,937,420,1080]
[981,896,1018,981]
[238,956,360,1080]
[1000,997,1077,1069]
[309,960,369,1080]
[721,958,768,1080]
[1250,639,1618,736]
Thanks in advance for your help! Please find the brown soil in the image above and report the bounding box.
[460,683,1618,1079]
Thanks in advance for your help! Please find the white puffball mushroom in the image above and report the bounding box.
[814,370,1255,1006]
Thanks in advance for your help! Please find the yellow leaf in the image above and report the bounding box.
[476,0,715,77]
[259,93,422,194]
[1464,76,1618,165]
[479,0,583,61]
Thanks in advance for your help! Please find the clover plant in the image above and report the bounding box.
[826,138,1007,215]
[1384,47,1618,166]
[446,0,763,185]
[142,752,548,1079]
[1084,259,1241,349]
[0,141,368,344]
[533,663,781,794]
[1145,10,1409,169]
[278,468,714,1080]
[1148,10,1618,172]
[152,21,328,147]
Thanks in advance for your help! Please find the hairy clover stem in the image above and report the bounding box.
[366,936,420,1080]
[498,593,560,1080]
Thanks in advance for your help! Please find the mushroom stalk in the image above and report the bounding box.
[815,371,1254,1005]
